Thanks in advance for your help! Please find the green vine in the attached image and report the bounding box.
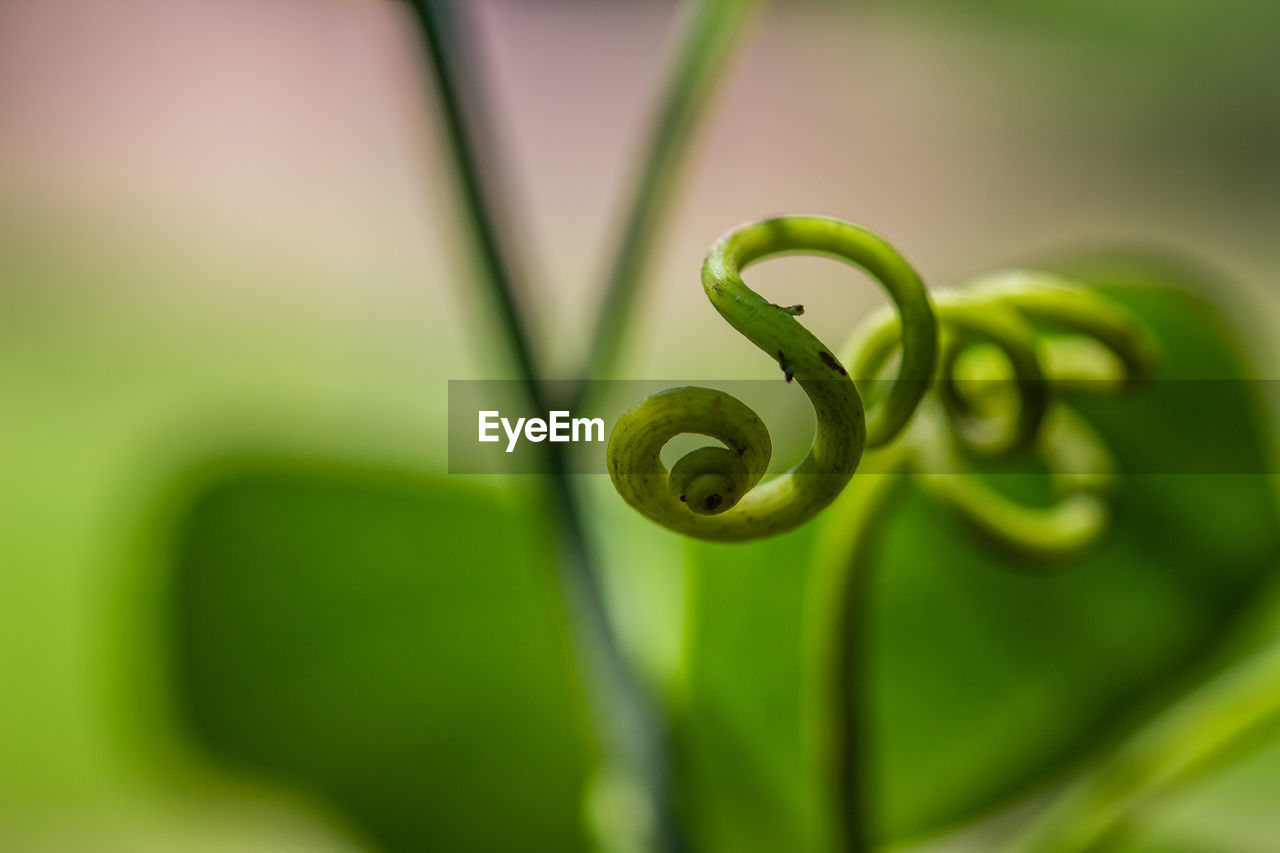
[824,269,1158,852]
[607,214,1162,851]
[607,217,1158,548]
[608,216,938,541]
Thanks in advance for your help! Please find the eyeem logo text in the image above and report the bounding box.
[478,410,606,453]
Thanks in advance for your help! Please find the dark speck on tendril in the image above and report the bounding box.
[819,350,848,375]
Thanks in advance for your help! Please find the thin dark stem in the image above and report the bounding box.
[831,549,874,853]
[408,2,687,851]
[410,0,540,391]
[568,0,756,409]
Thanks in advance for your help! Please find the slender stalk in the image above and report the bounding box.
[410,0,540,392]
[407,2,686,851]
[808,447,915,853]
[569,0,757,408]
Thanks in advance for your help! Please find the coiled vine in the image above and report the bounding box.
[607,215,938,541]
[608,214,1161,853]
[607,215,1159,551]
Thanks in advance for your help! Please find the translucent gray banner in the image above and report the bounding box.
[447,379,1278,475]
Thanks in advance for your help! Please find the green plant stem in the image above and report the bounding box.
[408,3,686,851]
[570,0,757,408]
[410,0,540,390]
[809,446,914,853]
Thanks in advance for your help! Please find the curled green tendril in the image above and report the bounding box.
[845,291,1051,457]
[607,216,938,542]
[913,401,1117,558]
[810,271,1160,853]
[968,270,1161,389]
[892,273,1159,557]
[608,215,1160,548]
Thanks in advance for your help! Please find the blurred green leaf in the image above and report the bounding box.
[681,263,1280,850]
[677,525,826,853]
[168,460,594,853]
[1112,728,1280,853]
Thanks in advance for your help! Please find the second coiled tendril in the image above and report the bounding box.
[607,216,1159,546]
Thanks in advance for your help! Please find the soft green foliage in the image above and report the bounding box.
[169,462,593,853]
[7,1,1276,851]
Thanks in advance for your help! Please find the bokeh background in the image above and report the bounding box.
[3,0,1280,851]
